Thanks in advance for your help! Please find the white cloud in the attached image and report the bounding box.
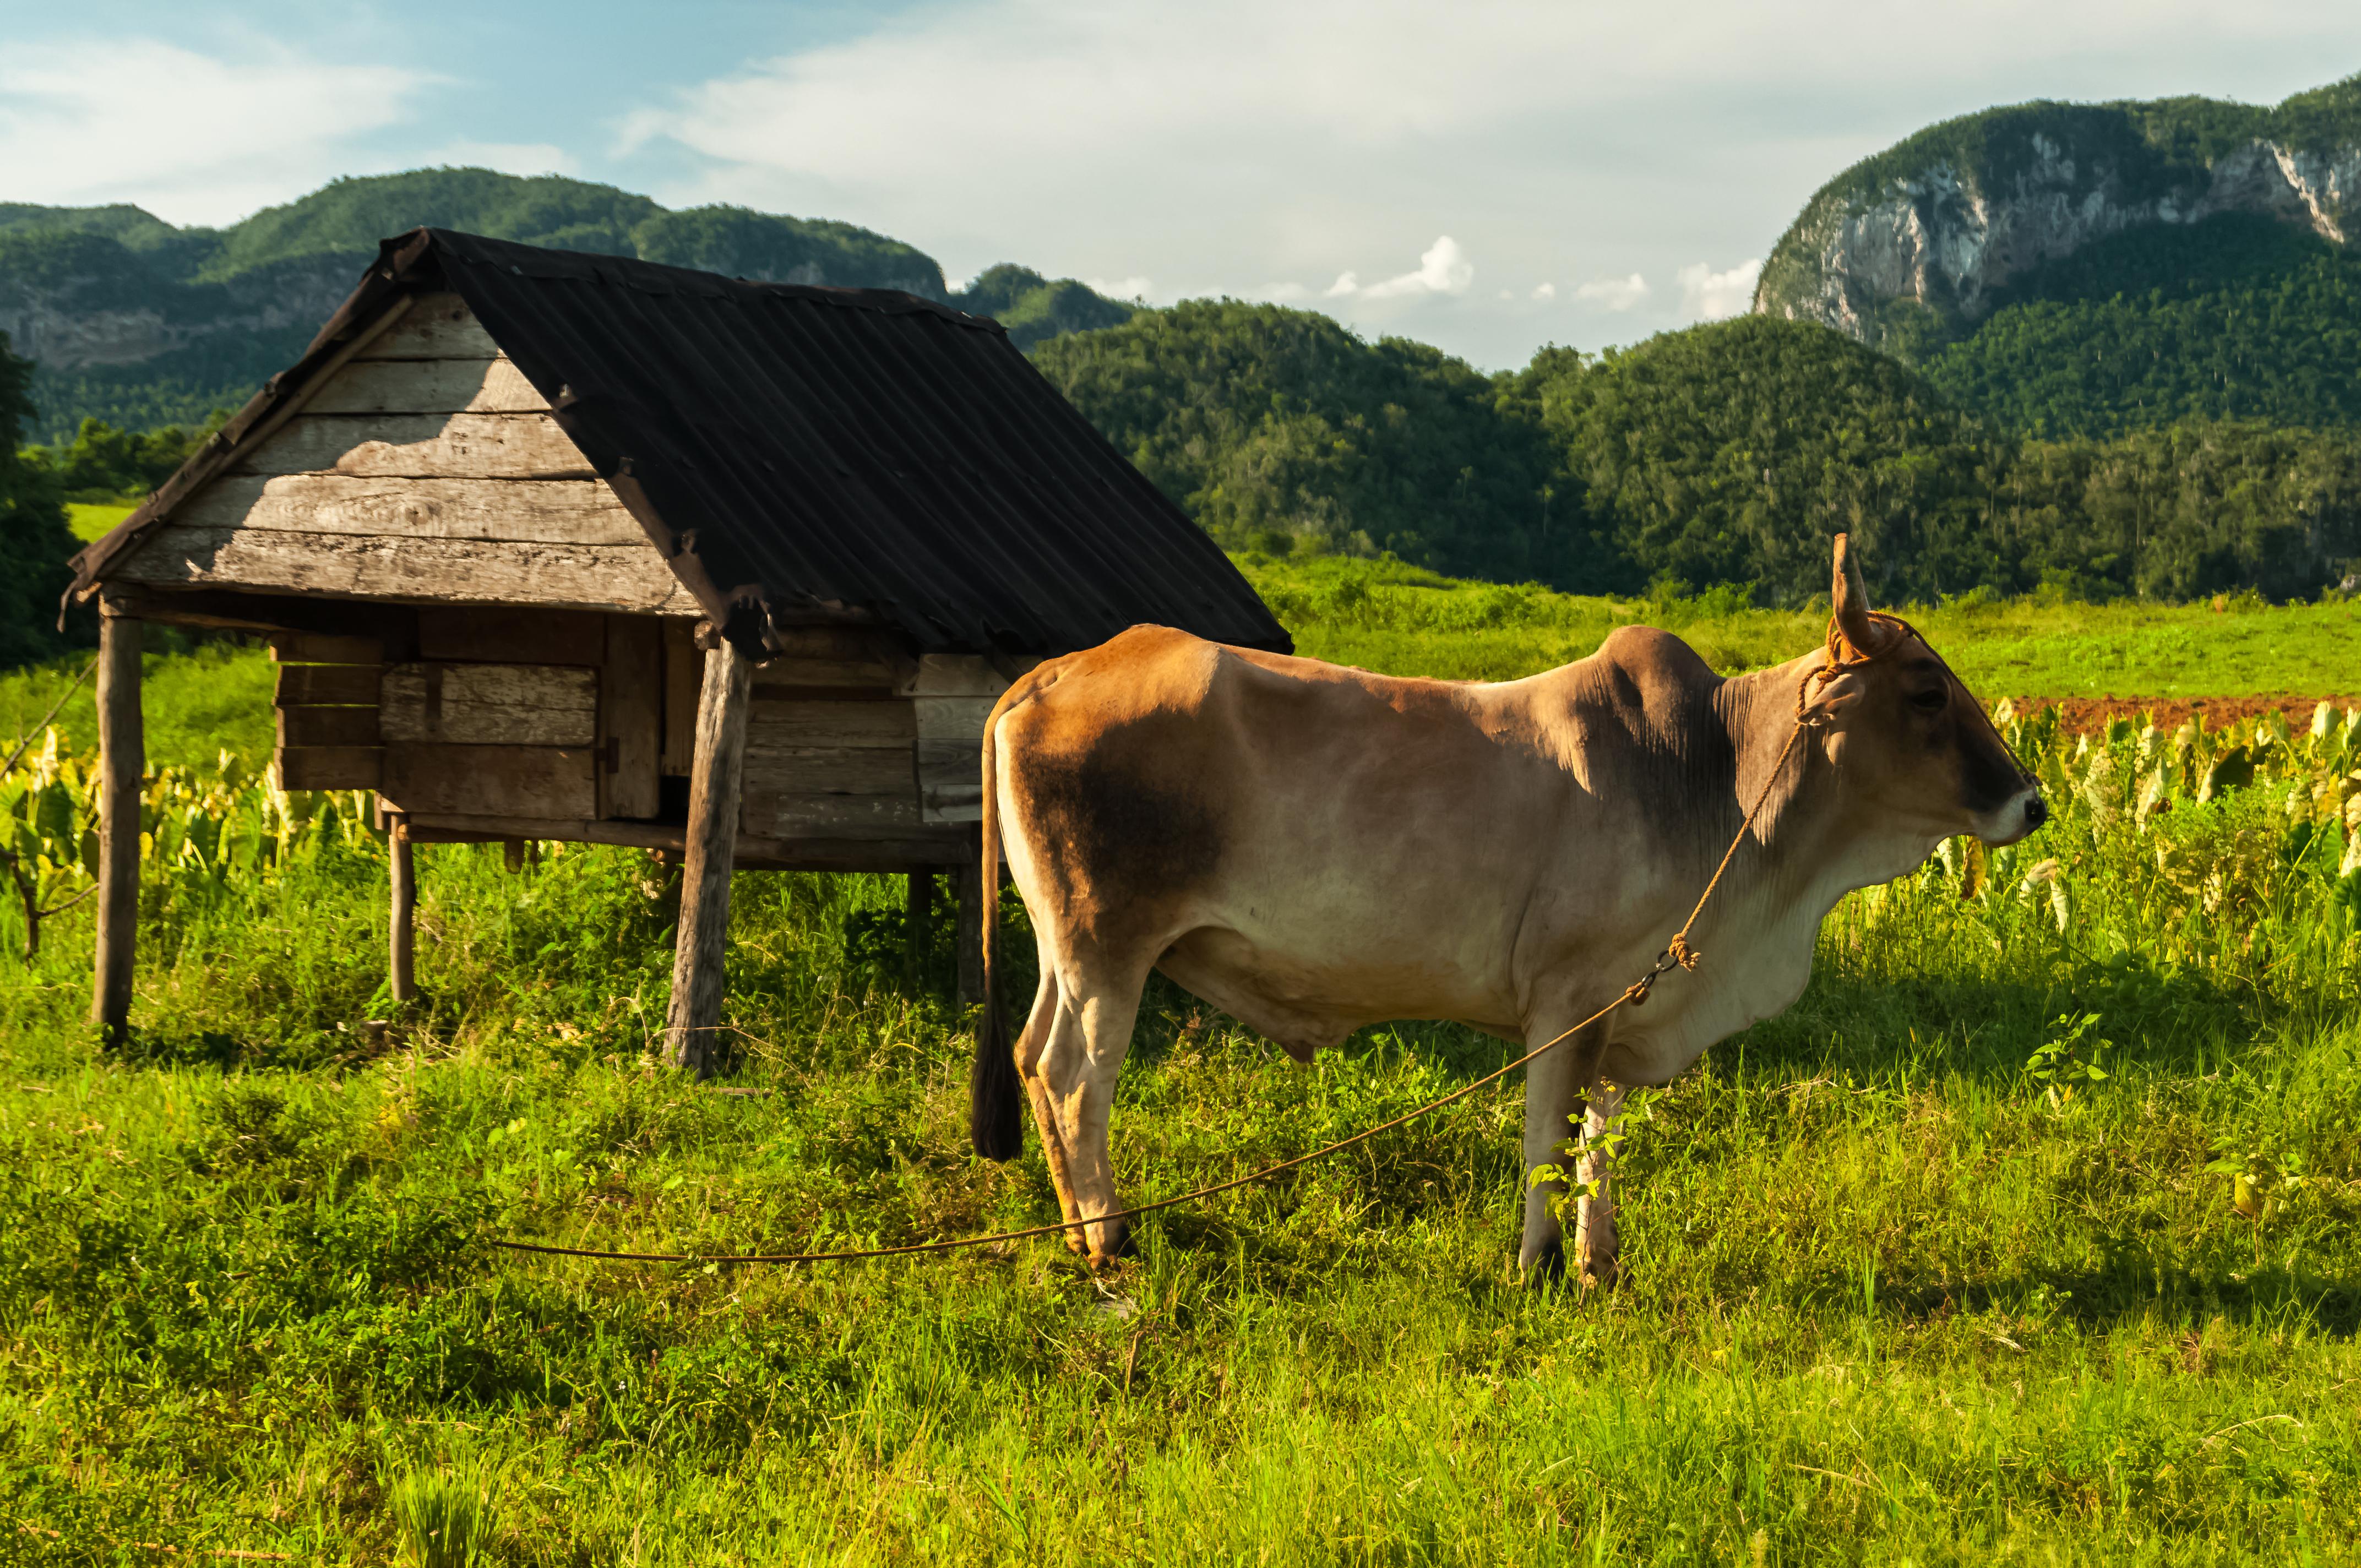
[0,38,430,225]
[423,140,578,178]
[1531,281,1557,300]
[1086,275,1152,300]
[1678,259,1763,319]
[1356,235,1472,300]
[1575,273,1651,311]
[617,0,2361,368]
[1316,236,1471,302]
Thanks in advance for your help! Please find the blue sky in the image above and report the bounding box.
[5,0,2359,367]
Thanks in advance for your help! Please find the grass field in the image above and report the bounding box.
[65,503,135,544]
[4,574,2360,1564]
[1239,556,2361,699]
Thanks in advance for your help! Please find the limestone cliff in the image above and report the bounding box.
[1754,77,2361,354]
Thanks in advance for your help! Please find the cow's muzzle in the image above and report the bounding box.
[1973,783,2049,845]
[1981,789,2047,846]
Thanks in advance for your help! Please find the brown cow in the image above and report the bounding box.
[969,536,2042,1280]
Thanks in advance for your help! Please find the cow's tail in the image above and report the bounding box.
[970,689,1023,1161]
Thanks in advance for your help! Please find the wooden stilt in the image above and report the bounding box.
[667,636,753,1076]
[905,869,934,994]
[90,605,144,1043]
[955,854,984,1007]
[388,810,417,1003]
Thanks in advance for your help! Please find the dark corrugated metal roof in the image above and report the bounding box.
[69,227,1291,659]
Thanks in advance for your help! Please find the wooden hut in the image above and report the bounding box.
[65,227,1289,1070]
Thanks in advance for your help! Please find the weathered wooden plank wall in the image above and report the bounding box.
[270,633,384,790]
[110,291,696,616]
[380,663,598,747]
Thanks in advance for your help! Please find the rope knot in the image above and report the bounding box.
[1623,944,1689,1008]
[1667,933,1701,972]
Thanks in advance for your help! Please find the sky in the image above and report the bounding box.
[4,1,2360,369]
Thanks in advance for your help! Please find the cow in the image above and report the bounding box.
[967,535,2044,1282]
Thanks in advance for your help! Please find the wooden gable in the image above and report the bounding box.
[100,288,1016,865]
[110,293,700,616]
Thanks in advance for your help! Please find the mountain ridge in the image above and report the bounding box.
[0,168,1134,440]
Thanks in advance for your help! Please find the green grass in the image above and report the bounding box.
[64,502,134,543]
[1242,554,2361,696]
[4,587,2361,1563]
[1,637,276,767]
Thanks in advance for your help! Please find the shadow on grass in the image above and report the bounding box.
[1125,949,2254,1096]
[1823,1248,2361,1338]
[1691,952,2255,1090]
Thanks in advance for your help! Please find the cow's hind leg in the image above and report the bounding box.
[1029,948,1154,1265]
[1013,965,1091,1256]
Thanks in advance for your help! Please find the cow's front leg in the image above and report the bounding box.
[1519,1018,1601,1282]
[1573,1082,1628,1287]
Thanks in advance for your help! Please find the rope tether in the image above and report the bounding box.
[491,615,1991,1268]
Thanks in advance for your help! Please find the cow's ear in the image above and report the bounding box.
[1832,533,1876,655]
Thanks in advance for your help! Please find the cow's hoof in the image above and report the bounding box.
[1519,1239,1566,1287]
[1579,1259,1619,1292]
[1090,1220,1136,1267]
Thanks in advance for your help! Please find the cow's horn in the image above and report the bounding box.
[1831,533,1877,655]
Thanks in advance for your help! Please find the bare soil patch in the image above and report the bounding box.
[2012,694,2361,733]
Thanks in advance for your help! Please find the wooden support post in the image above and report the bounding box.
[905,870,934,994]
[90,606,144,1042]
[955,854,985,1007]
[667,638,753,1076]
[388,811,417,1004]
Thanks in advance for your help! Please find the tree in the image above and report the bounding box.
[0,330,84,666]
[1032,300,1607,589]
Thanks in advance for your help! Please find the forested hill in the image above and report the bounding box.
[1754,74,2361,438]
[0,168,1134,440]
[1037,304,2361,605]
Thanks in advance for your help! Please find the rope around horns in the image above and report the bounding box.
[491,616,1990,1268]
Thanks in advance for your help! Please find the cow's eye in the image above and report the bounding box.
[1909,688,1948,712]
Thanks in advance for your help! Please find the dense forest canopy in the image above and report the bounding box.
[1037,304,2360,605]
[1033,301,1580,587]
[29,415,217,503]
[1919,215,2361,437]
[1509,318,1994,596]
